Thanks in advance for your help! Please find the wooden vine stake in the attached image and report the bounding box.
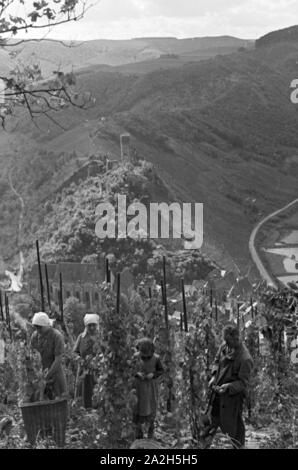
[0,291,4,322]
[250,297,254,320]
[44,264,51,313]
[181,278,188,333]
[106,258,111,284]
[160,280,165,306]
[116,272,121,315]
[180,313,183,332]
[162,257,169,330]
[237,302,240,332]
[4,293,12,341]
[36,240,45,312]
[59,272,64,324]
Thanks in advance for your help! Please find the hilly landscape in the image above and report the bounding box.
[1,26,298,278]
[0,35,253,77]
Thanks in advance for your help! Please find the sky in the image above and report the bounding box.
[9,0,298,41]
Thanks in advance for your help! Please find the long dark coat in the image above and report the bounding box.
[132,353,164,423]
[211,341,253,438]
[73,332,99,408]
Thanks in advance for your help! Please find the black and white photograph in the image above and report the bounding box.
[0,0,298,453]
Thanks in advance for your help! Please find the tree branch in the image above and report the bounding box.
[3,37,84,48]
[0,0,96,127]
[0,0,93,35]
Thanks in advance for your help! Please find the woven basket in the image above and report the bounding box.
[20,398,68,447]
[130,439,167,449]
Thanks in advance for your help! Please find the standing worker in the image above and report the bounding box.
[30,312,68,400]
[131,338,164,440]
[203,324,253,449]
[73,313,100,410]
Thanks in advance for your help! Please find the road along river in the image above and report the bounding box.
[249,198,298,289]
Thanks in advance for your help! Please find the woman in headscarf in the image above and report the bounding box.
[30,312,68,400]
[131,337,164,439]
[73,313,100,410]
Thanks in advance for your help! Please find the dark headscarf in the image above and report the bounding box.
[137,337,154,359]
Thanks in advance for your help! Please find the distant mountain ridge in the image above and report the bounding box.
[0,35,254,77]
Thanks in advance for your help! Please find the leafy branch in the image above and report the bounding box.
[0,0,95,127]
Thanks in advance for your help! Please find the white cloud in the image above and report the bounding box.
[13,0,298,40]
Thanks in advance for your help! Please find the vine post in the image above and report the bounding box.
[163,257,169,330]
[105,258,111,284]
[36,239,45,312]
[59,272,64,324]
[237,302,240,331]
[0,291,4,322]
[44,264,52,314]
[251,297,254,319]
[4,293,12,341]
[181,278,188,333]
[160,280,165,306]
[116,273,121,315]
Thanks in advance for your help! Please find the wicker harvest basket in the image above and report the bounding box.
[20,398,68,447]
[130,439,167,449]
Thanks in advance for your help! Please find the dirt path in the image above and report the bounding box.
[245,426,279,449]
[211,425,279,449]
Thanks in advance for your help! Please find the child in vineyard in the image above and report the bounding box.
[131,337,164,440]
[73,314,100,410]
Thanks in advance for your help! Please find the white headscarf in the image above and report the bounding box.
[84,314,99,327]
[32,312,51,327]
[82,314,99,337]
